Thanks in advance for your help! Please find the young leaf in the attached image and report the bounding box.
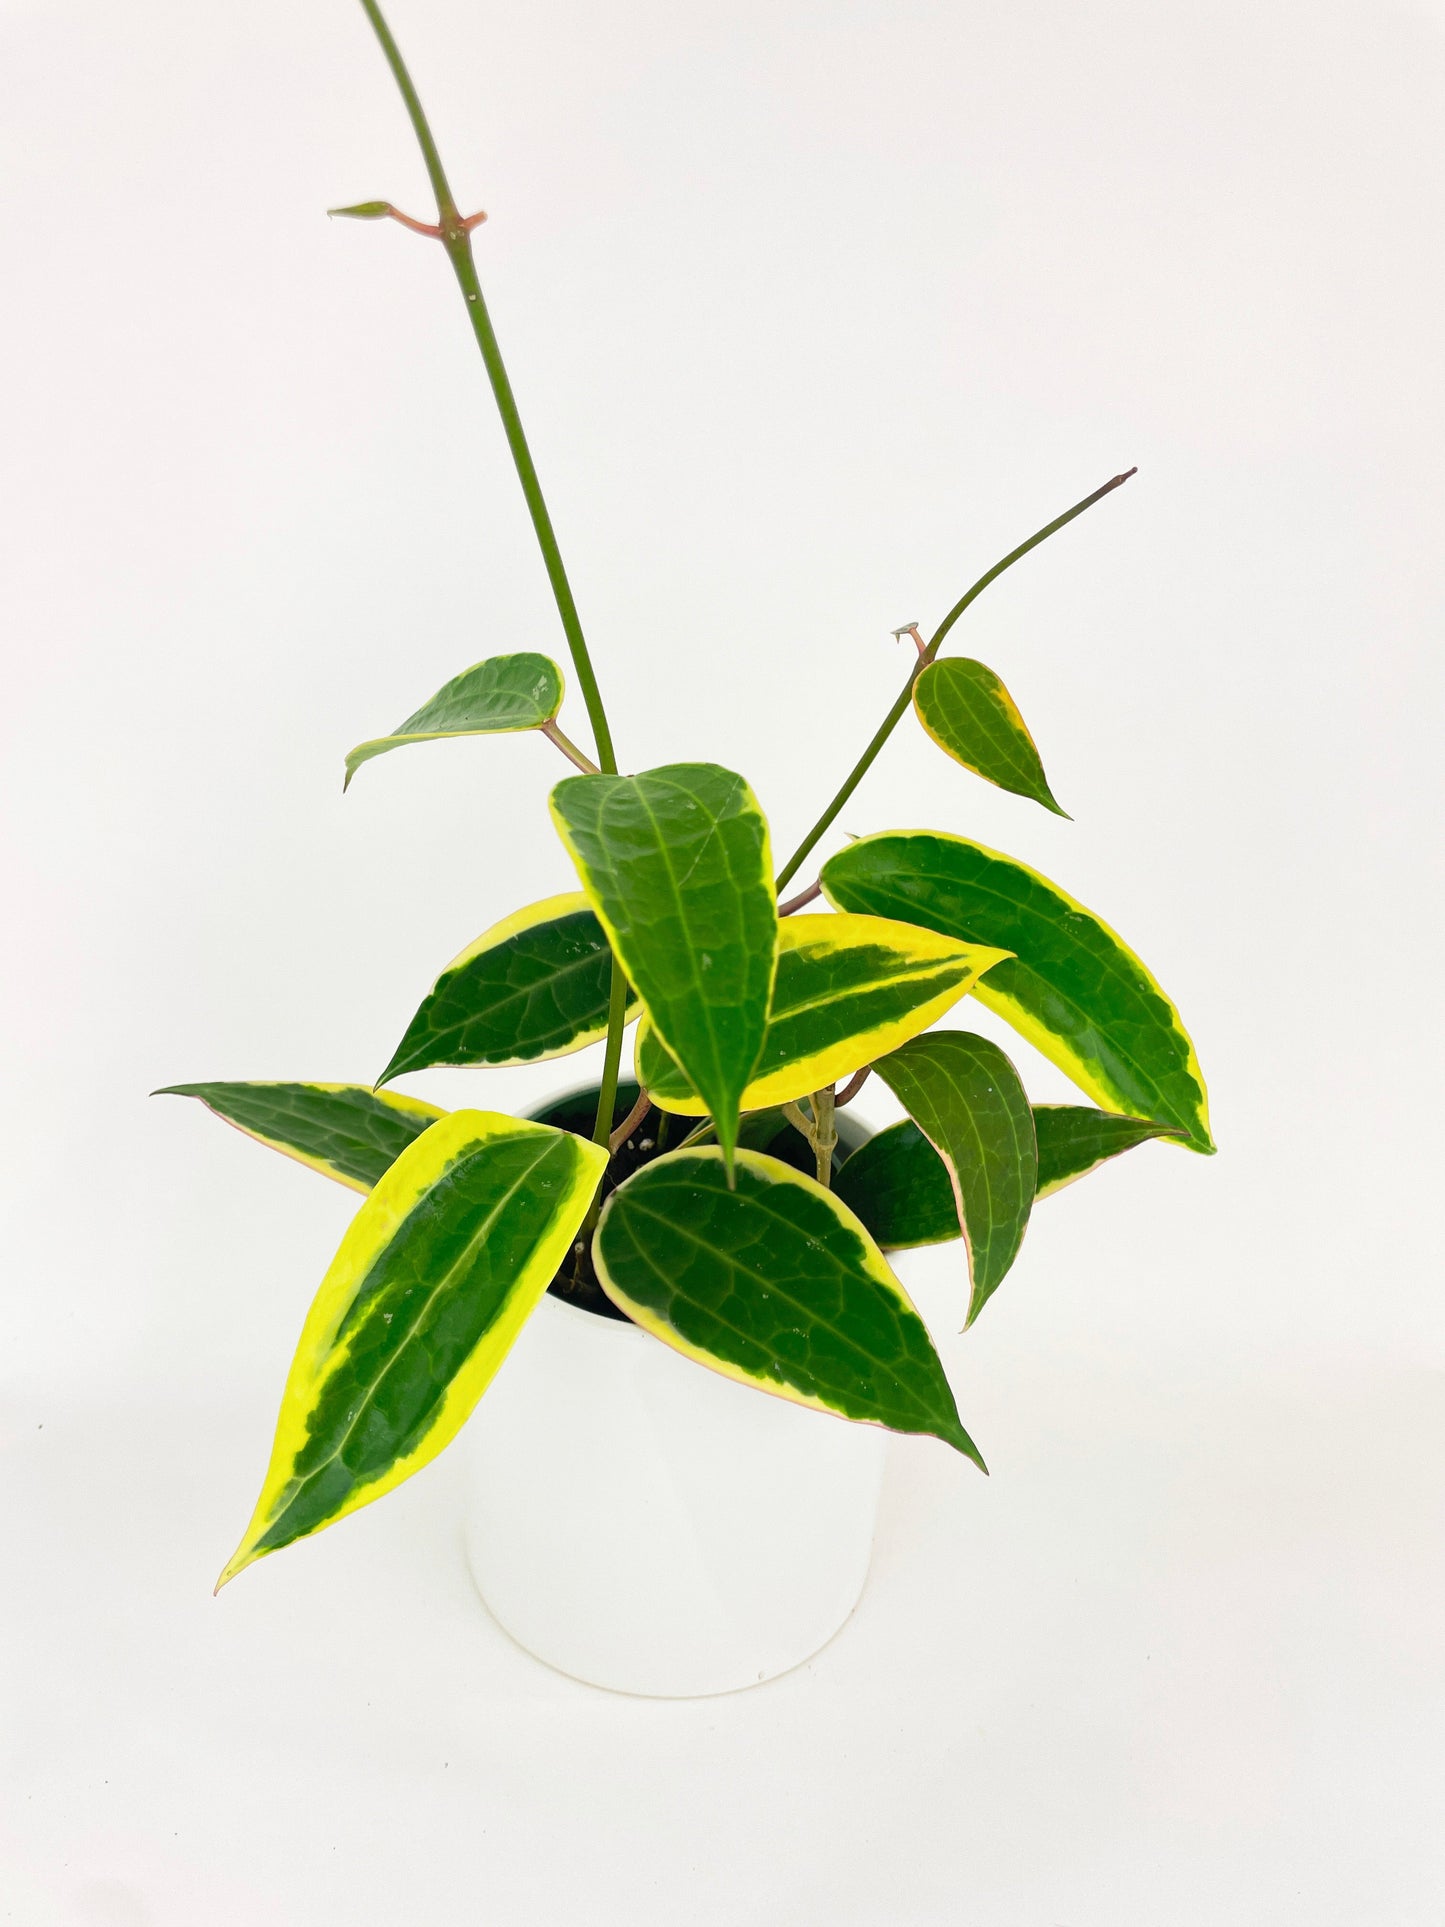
[377,892,639,1084]
[823,831,1213,1153]
[912,658,1068,816]
[1034,1104,1186,1198]
[593,1147,984,1466]
[634,912,1010,1115]
[217,1111,607,1587]
[872,1031,1038,1327]
[343,653,564,788]
[155,1081,445,1193]
[549,763,776,1169]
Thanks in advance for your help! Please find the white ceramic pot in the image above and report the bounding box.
[461,1289,888,1697]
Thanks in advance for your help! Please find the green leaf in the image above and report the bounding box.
[823,831,1213,1154]
[872,1032,1037,1326]
[328,200,393,219]
[1034,1104,1186,1198]
[549,763,776,1169]
[635,911,1010,1115]
[832,1120,959,1250]
[217,1110,607,1587]
[836,1105,1187,1250]
[593,1147,984,1466]
[154,1081,445,1193]
[377,891,639,1084]
[912,658,1068,816]
[343,653,564,788]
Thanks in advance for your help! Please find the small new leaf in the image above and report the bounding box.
[344,653,565,788]
[913,658,1068,815]
[593,1147,984,1465]
[328,201,394,219]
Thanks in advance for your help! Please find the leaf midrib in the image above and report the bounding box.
[615,1186,942,1426]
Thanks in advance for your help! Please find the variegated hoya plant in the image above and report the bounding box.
[163,0,1213,1592]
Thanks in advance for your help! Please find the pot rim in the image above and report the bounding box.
[537,1283,650,1343]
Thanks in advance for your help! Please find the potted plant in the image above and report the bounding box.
[160,0,1212,1696]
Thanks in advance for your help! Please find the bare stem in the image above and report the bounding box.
[809,1087,837,1186]
[589,957,631,1156]
[774,468,1137,891]
[542,720,600,774]
[608,1088,653,1153]
[354,0,629,1150]
[835,1066,871,1107]
[777,880,822,917]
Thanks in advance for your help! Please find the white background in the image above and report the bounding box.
[2,0,1442,1919]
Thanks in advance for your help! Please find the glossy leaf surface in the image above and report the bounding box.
[635,912,1010,1115]
[155,1081,444,1194]
[344,653,563,788]
[872,1031,1037,1326]
[836,1105,1186,1250]
[593,1147,983,1465]
[378,892,639,1084]
[550,763,776,1166]
[823,832,1213,1153]
[1033,1104,1186,1198]
[218,1111,607,1586]
[912,657,1067,815]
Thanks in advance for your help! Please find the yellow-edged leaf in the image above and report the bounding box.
[594,1147,984,1463]
[378,892,640,1082]
[635,912,1010,1115]
[154,1081,445,1193]
[217,1110,606,1587]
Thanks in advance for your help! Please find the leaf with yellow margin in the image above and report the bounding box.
[216,1110,606,1587]
[635,912,1010,1115]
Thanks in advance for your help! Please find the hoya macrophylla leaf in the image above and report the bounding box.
[634,912,1010,1115]
[343,653,564,788]
[835,1105,1187,1250]
[593,1147,984,1465]
[550,763,776,1169]
[823,831,1213,1154]
[155,1081,445,1194]
[833,1120,959,1251]
[378,892,639,1084]
[872,1031,1037,1327]
[912,658,1068,816]
[1033,1105,1186,1198]
[216,1111,607,1588]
